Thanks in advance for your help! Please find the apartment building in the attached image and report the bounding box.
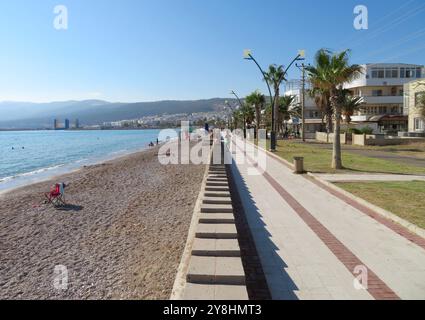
[345,63,424,134]
[284,63,425,138]
[404,78,425,136]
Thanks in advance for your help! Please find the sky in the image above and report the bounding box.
[0,0,424,103]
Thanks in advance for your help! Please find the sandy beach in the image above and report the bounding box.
[0,146,205,300]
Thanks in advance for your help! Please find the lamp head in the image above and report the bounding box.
[243,49,252,59]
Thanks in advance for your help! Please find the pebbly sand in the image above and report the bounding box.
[0,146,205,300]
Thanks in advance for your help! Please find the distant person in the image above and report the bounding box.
[156,138,159,145]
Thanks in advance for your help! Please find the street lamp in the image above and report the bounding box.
[244,49,305,151]
[230,90,247,138]
[224,100,236,130]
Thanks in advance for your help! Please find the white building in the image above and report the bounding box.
[285,63,425,138]
[344,63,424,134]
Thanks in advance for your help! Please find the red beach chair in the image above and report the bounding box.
[45,183,66,206]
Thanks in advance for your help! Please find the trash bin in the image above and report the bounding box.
[293,157,304,174]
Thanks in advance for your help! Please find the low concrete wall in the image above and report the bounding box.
[315,132,346,144]
[316,132,329,143]
[352,134,420,146]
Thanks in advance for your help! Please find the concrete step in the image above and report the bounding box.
[204,191,231,198]
[207,177,228,182]
[208,174,227,178]
[209,168,226,172]
[192,238,240,257]
[196,223,238,239]
[186,256,246,285]
[203,197,232,205]
[201,204,233,213]
[183,283,248,300]
[205,186,230,192]
[199,213,235,224]
[206,182,229,187]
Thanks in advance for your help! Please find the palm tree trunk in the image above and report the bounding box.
[332,106,343,169]
[255,107,261,140]
[273,88,280,135]
[326,108,333,134]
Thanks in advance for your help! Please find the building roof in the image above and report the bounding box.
[368,115,408,122]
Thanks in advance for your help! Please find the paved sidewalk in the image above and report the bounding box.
[313,173,425,182]
[229,137,425,300]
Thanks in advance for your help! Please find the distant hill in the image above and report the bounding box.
[0,98,234,129]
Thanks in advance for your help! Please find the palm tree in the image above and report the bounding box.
[306,49,362,169]
[309,87,331,132]
[245,90,266,138]
[232,109,243,131]
[242,104,255,127]
[264,64,286,135]
[342,94,364,125]
[277,95,300,134]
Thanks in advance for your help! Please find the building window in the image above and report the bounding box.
[385,68,398,78]
[416,68,422,78]
[414,118,424,131]
[372,90,383,96]
[371,68,385,78]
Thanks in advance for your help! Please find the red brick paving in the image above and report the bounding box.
[237,143,400,300]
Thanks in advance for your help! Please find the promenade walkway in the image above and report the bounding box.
[229,136,425,300]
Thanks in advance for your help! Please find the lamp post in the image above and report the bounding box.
[230,90,246,138]
[296,62,309,142]
[244,49,305,151]
[224,100,236,131]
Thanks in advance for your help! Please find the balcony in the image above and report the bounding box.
[361,95,403,105]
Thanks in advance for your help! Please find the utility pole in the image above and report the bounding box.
[297,63,308,142]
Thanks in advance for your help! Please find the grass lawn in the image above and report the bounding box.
[335,181,425,229]
[271,140,425,175]
[349,141,425,159]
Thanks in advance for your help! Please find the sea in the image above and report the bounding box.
[0,129,175,192]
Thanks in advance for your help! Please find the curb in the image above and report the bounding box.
[307,172,425,240]
[245,138,425,241]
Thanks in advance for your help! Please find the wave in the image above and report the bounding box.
[0,163,66,183]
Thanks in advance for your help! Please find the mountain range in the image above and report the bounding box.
[0,98,233,129]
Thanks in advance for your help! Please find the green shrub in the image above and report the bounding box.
[360,126,374,134]
[348,128,362,134]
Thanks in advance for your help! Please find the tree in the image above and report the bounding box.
[306,49,362,169]
[309,87,331,132]
[232,109,243,131]
[277,95,300,134]
[342,94,364,125]
[245,90,266,138]
[264,64,286,134]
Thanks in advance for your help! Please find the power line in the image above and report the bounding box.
[337,0,417,50]
[347,2,425,49]
[357,27,425,61]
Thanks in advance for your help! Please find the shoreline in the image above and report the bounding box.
[0,144,158,196]
[0,143,205,299]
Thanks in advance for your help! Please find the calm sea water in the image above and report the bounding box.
[0,130,171,192]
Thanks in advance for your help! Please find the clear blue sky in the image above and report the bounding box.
[0,0,424,103]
